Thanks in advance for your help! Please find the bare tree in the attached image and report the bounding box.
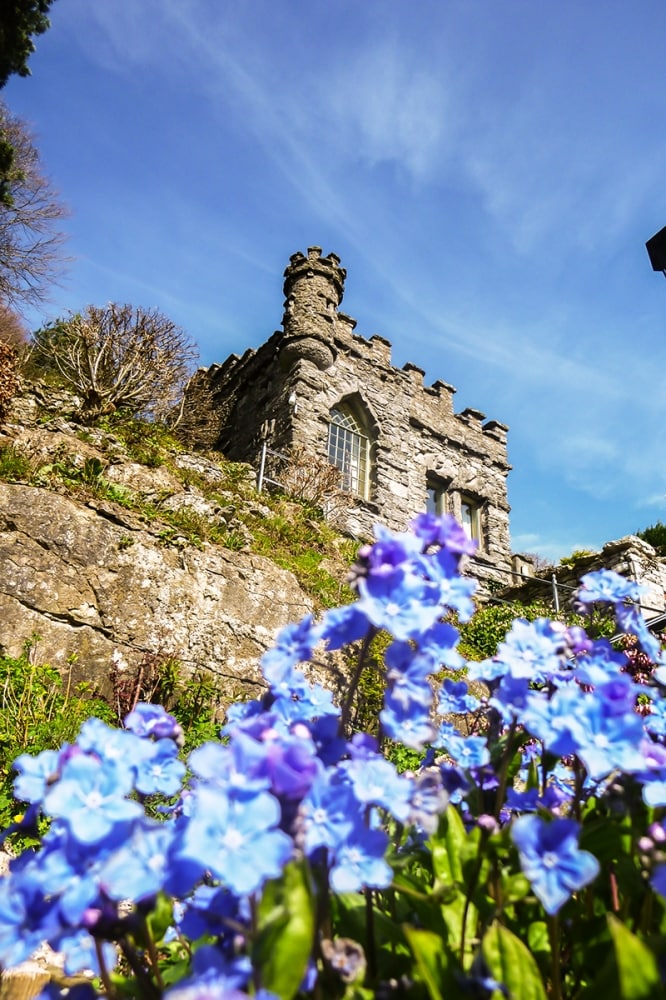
[0,99,67,307]
[0,301,28,346]
[30,303,199,421]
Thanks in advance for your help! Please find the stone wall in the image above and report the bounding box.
[504,535,666,622]
[181,248,513,585]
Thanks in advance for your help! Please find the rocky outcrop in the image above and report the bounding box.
[0,481,313,699]
[0,383,322,703]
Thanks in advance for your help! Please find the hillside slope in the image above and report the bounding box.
[0,381,354,704]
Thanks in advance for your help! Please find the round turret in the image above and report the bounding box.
[279,247,346,371]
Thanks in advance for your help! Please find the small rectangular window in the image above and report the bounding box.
[461,497,482,546]
[426,477,448,516]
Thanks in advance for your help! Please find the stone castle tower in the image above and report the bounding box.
[181,247,513,586]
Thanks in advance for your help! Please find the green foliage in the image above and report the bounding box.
[459,598,615,661]
[0,638,113,843]
[387,741,425,773]
[559,549,595,568]
[97,412,183,467]
[0,442,32,481]
[254,860,315,1000]
[0,395,361,609]
[248,498,355,609]
[350,630,391,736]
[0,0,55,90]
[636,520,666,556]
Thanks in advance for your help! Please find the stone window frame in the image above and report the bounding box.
[426,473,451,517]
[459,493,485,550]
[327,402,372,500]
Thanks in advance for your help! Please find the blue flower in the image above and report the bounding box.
[418,621,465,670]
[357,567,443,641]
[318,604,369,650]
[380,692,436,750]
[124,703,185,745]
[410,511,477,556]
[340,756,413,822]
[437,678,480,715]
[614,603,664,664]
[439,733,490,771]
[77,717,151,769]
[100,819,175,903]
[300,775,359,854]
[134,738,186,797]
[488,674,531,723]
[176,786,292,896]
[359,524,424,577]
[162,944,257,1000]
[13,749,61,805]
[43,754,143,844]
[261,615,318,682]
[329,827,393,893]
[492,618,568,683]
[511,814,599,914]
[56,928,117,977]
[0,877,60,969]
[651,863,666,901]
[408,771,450,833]
[566,687,645,780]
[576,569,643,607]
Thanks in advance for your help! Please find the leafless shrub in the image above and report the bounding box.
[0,302,28,346]
[0,338,19,420]
[110,649,177,722]
[28,302,199,421]
[280,445,349,525]
[171,369,218,446]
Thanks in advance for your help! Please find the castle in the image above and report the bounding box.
[182,247,514,586]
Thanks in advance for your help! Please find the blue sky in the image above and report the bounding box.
[5,0,666,561]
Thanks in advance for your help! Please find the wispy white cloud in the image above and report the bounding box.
[320,38,459,181]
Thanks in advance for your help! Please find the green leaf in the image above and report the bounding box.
[430,808,481,959]
[502,871,531,904]
[608,916,663,999]
[145,892,173,944]
[430,807,467,887]
[403,925,467,1000]
[253,859,315,1000]
[526,920,549,958]
[481,922,547,1000]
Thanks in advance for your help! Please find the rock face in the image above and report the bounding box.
[0,386,318,702]
[0,481,312,698]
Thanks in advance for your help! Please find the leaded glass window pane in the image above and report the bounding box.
[327,407,369,498]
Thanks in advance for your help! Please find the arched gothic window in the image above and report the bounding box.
[327,404,370,499]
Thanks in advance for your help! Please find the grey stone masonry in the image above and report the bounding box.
[181,248,513,586]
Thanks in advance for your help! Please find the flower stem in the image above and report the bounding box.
[547,915,562,1000]
[459,828,490,964]
[493,718,518,819]
[339,627,377,736]
[365,888,377,980]
[137,913,165,990]
[94,939,116,1000]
